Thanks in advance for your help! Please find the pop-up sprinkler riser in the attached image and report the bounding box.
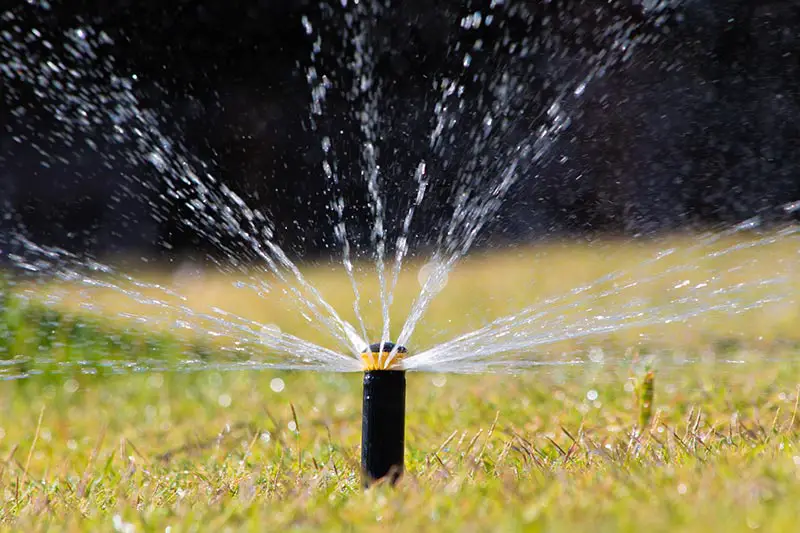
[360,342,407,487]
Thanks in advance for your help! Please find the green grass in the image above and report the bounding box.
[2,235,800,531]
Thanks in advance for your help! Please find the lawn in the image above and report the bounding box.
[1,233,800,531]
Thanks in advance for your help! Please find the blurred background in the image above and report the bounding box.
[1,0,799,262]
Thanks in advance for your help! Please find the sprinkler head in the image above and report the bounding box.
[361,341,407,487]
[361,341,407,371]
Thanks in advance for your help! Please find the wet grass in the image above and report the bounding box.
[1,235,800,531]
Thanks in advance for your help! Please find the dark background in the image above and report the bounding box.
[1,0,799,261]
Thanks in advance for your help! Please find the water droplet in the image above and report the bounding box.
[432,375,447,388]
[301,15,313,36]
[586,389,598,401]
[287,420,297,432]
[112,514,135,533]
[677,483,687,495]
[588,347,605,363]
[64,379,79,394]
[146,151,166,172]
[270,377,285,393]
[782,200,800,214]
[218,394,232,407]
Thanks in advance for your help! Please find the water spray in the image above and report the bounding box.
[360,341,407,487]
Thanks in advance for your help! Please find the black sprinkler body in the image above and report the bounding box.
[361,342,407,487]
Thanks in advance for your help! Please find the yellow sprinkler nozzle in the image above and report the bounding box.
[360,342,408,371]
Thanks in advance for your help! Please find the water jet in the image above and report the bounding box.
[361,341,407,487]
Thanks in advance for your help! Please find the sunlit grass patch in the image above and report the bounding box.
[2,363,800,531]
